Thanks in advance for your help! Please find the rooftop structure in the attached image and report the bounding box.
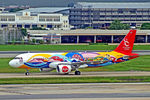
[19,7,70,15]
[76,2,150,8]
[0,7,5,13]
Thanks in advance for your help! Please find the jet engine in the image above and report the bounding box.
[49,62,70,68]
[56,65,72,74]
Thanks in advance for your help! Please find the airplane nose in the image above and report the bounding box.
[9,60,19,68]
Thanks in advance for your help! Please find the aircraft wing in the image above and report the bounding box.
[57,60,109,68]
[72,60,108,65]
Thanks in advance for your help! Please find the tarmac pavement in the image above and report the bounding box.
[0,50,150,58]
[0,83,150,100]
[0,71,150,78]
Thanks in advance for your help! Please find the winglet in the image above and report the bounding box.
[114,29,137,55]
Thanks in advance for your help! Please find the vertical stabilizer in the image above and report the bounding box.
[114,30,137,55]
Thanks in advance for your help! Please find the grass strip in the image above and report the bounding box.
[0,45,116,51]
[0,76,150,84]
[0,45,150,51]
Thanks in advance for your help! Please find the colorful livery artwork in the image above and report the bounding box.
[9,29,139,75]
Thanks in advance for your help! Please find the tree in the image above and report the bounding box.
[21,28,27,36]
[68,3,74,7]
[9,8,24,12]
[141,23,150,30]
[109,20,130,30]
[32,39,36,44]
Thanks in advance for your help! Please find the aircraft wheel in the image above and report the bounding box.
[75,71,81,75]
[39,68,43,72]
[25,72,30,76]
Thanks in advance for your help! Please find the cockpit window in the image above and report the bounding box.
[14,57,23,63]
[14,57,23,59]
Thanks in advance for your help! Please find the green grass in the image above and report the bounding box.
[1,55,150,73]
[0,45,116,51]
[0,76,150,84]
[0,44,150,51]
[133,45,150,50]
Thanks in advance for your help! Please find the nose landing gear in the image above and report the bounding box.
[25,69,30,76]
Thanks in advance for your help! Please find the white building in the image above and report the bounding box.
[0,7,71,30]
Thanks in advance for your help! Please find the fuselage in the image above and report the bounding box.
[9,29,139,75]
[9,51,139,69]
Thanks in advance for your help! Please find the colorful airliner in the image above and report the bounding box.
[9,29,139,75]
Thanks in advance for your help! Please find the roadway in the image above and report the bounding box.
[0,83,150,100]
[0,71,150,78]
[0,50,150,58]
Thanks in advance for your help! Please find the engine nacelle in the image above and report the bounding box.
[49,62,71,68]
[56,65,72,74]
[79,64,88,69]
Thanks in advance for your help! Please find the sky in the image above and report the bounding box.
[0,0,149,7]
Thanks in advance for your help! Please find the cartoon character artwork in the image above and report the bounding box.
[65,52,84,62]
[48,56,64,62]
[24,56,49,68]
[23,52,130,69]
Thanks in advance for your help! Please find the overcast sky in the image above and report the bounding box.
[0,0,149,7]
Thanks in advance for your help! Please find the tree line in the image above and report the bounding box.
[109,20,150,30]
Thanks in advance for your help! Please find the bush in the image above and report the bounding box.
[89,43,108,45]
[141,23,150,30]
[39,40,44,44]
[30,27,47,30]
[109,20,130,30]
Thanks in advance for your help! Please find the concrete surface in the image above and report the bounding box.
[0,50,150,58]
[0,83,150,100]
[0,71,150,78]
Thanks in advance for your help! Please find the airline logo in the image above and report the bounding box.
[123,39,130,50]
[62,66,69,73]
[124,39,129,47]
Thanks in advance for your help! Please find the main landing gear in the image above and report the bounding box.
[25,69,30,76]
[75,71,81,75]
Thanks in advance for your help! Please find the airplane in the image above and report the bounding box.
[9,29,139,75]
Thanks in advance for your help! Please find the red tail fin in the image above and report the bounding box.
[114,30,137,55]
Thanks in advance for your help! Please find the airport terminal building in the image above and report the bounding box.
[1,2,150,30]
[69,2,150,29]
[0,7,71,30]
[1,2,150,44]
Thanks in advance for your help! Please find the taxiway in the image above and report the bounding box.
[0,83,150,100]
[0,50,150,58]
[0,71,150,78]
